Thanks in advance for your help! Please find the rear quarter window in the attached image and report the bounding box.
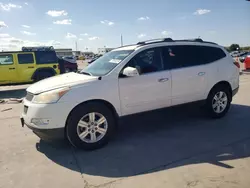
[200,46,226,64]
[35,51,58,64]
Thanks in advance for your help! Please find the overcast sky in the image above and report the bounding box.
[0,0,250,52]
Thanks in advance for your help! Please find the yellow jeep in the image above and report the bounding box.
[0,46,60,85]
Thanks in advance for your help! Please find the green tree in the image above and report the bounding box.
[229,44,240,52]
[241,46,250,51]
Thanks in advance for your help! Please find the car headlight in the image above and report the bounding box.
[32,87,70,104]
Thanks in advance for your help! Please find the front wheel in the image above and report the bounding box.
[66,102,116,150]
[205,86,231,118]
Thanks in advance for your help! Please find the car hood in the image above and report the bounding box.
[27,72,98,94]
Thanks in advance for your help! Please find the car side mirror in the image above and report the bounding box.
[122,66,139,77]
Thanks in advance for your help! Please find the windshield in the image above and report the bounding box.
[81,50,134,76]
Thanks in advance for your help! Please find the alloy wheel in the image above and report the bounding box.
[76,112,108,143]
[212,91,228,113]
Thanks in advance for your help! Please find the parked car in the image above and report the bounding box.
[0,46,60,85]
[57,56,78,73]
[239,52,250,63]
[62,56,78,72]
[230,51,240,57]
[244,53,250,70]
[88,57,98,64]
[78,56,85,60]
[21,38,239,150]
[88,55,102,64]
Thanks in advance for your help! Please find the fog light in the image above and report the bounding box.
[31,118,50,126]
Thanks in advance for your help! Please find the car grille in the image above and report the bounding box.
[24,105,28,114]
[25,92,34,101]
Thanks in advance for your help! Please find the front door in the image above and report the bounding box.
[118,47,172,116]
[0,54,17,84]
[16,53,35,82]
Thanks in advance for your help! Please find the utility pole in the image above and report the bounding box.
[75,41,78,51]
[121,34,123,46]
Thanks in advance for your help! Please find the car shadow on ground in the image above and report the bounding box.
[36,103,250,178]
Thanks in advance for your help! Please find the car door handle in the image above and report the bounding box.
[198,72,206,76]
[158,78,169,82]
[28,66,34,68]
[9,68,15,70]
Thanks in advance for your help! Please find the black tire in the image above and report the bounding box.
[34,71,53,82]
[66,102,116,150]
[205,85,231,118]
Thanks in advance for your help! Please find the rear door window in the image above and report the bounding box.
[35,51,58,64]
[163,45,202,69]
[18,54,34,64]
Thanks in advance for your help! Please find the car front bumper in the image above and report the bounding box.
[21,117,65,141]
[20,98,75,141]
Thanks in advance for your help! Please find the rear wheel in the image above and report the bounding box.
[34,71,53,82]
[205,86,231,118]
[66,102,116,150]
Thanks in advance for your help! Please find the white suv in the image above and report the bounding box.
[21,38,239,150]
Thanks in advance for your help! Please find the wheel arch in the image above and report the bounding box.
[207,81,233,101]
[65,99,119,132]
[31,67,56,80]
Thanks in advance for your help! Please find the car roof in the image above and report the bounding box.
[112,38,220,52]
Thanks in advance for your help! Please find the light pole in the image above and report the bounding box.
[121,34,123,46]
[75,41,78,51]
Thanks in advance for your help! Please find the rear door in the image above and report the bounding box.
[0,54,17,84]
[16,52,35,82]
[163,45,209,105]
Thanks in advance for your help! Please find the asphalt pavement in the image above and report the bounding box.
[0,74,250,188]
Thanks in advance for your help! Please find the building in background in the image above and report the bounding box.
[72,51,81,56]
[98,47,115,55]
[82,51,94,57]
[55,48,73,57]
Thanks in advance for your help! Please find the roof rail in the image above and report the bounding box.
[22,46,54,52]
[171,38,218,45]
[136,38,218,46]
[137,38,174,45]
[174,38,204,43]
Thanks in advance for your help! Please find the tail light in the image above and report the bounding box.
[234,61,240,68]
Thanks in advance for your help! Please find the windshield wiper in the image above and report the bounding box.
[79,71,92,76]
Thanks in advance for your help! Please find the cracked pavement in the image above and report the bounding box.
[1,74,250,188]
